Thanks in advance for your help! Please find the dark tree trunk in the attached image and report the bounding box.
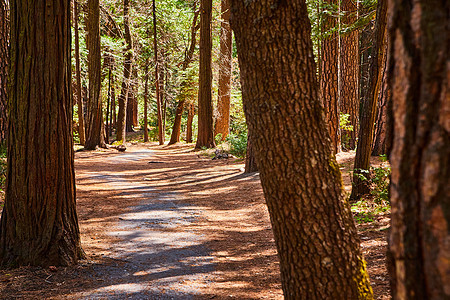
[214,0,232,141]
[388,0,449,298]
[0,0,8,145]
[339,0,359,151]
[321,0,340,154]
[85,0,105,150]
[186,103,194,143]
[126,69,135,132]
[244,135,257,173]
[143,59,149,142]
[73,0,85,146]
[116,0,133,143]
[230,1,373,298]
[350,0,387,201]
[153,0,164,145]
[0,0,83,267]
[195,0,215,149]
[168,100,185,145]
[105,64,112,144]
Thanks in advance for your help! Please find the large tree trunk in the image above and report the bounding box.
[85,0,105,150]
[0,0,83,267]
[388,0,449,298]
[230,1,373,298]
[321,0,340,154]
[0,0,8,145]
[339,0,359,151]
[116,0,133,143]
[214,0,232,141]
[195,0,215,149]
[350,0,387,201]
[244,135,257,173]
[73,0,85,146]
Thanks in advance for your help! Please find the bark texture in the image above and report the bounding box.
[144,60,149,142]
[0,0,8,145]
[321,0,340,154]
[74,0,85,145]
[116,0,133,143]
[0,0,83,267]
[85,0,105,150]
[339,0,359,150]
[153,0,164,145]
[195,0,215,149]
[230,1,373,298]
[186,103,194,143]
[350,0,387,201]
[214,0,232,140]
[388,0,449,298]
[244,135,257,173]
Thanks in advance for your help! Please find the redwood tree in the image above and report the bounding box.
[73,0,85,146]
[230,1,373,298]
[85,0,105,149]
[0,0,83,266]
[0,0,8,145]
[214,0,232,141]
[195,0,215,149]
[388,0,449,298]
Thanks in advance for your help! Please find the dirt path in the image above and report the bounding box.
[0,143,390,299]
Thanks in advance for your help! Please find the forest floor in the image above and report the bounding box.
[0,141,391,299]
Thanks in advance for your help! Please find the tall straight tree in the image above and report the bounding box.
[350,0,387,201]
[339,0,359,150]
[321,0,340,154]
[73,0,85,145]
[152,0,164,145]
[143,59,149,142]
[0,0,83,266]
[214,0,232,141]
[388,0,449,298]
[116,0,133,143]
[230,0,373,298]
[85,0,105,149]
[0,0,8,145]
[195,0,215,149]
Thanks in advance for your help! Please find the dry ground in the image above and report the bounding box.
[0,142,390,299]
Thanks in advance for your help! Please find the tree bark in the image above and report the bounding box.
[85,0,105,150]
[126,69,135,132]
[0,0,8,145]
[350,0,387,201]
[339,0,359,151]
[144,59,149,142]
[230,1,373,298]
[214,0,232,141]
[195,0,215,149]
[321,0,340,154]
[0,0,83,267]
[152,0,164,145]
[186,103,194,143]
[73,0,85,146]
[244,135,257,173]
[116,0,133,143]
[388,0,449,298]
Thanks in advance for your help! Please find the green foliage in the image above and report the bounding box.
[215,133,223,145]
[351,199,390,224]
[340,113,354,150]
[0,143,7,191]
[370,164,390,204]
[226,132,247,158]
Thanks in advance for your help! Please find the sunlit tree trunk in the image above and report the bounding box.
[186,103,194,143]
[195,0,215,149]
[0,0,83,267]
[350,0,387,201]
[73,0,85,145]
[85,0,105,150]
[230,1,373,298]
[116,0,133,143]
[214,0,232,141]
[388,0,449,298]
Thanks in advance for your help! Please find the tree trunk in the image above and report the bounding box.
[195,0,215,149]
[73,0,85,146]
[321,0,340,154]
[0,0,8,145]
[244,134,257,173]
[85,0,105,150]
[230,1,373,298]
[144,59,149,142]
[186,103,194,143]
[116,0,133,143]
[214,0,232,141]
[153,0,164,145]
[339,0,359,151]
[168,99,185,145]
[350,0,387,201]
[388,0,449,298]
[132,67,138,128]
[0,0,83,267]
[372,33,389,156]
[126,69,135,132]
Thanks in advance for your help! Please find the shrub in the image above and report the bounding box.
[226,132,247,158]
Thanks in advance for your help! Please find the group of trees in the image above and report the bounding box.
[0,0,448,299]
